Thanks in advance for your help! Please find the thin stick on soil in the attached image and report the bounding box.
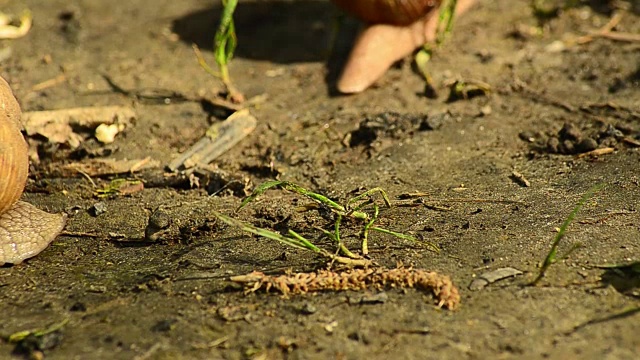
[577,12,640,44]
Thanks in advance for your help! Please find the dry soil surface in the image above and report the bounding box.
[1,0,639,359]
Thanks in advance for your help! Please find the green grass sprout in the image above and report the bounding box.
[416,0,458,97]
[529,184,605,286]
[371,226,441,254]
[361,203,380,255]
[224,180,440,264]
[193,0,243,102]
[214,211,370,266]
[435,0,459,46]
[236,180,370,220]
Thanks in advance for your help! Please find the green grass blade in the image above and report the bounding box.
[436,0,458,46]
[287,229,321,252]
[347,187,391,209]
[530,183,605,285]
[214,0,238,67]
[239,180,349,216]
[361,202,379,255]
[317,218,359,259]
[280,182,346,214]
[371,226,441,253]
[236,180,285,212]
[214,211,316,251]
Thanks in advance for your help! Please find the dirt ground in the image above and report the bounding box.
[1,0,639,359]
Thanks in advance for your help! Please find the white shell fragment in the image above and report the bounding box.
[468,267,523,291]
[22,105,135,148]
[95,123,124,144]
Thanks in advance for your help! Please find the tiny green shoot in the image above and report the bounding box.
[194,0,243,102]
[222,180,440,265]
[416,0,458,96]
[529,184,605,286]
[214,211,370,266]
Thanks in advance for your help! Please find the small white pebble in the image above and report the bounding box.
[545,40,566,53]
[95,123,123,144]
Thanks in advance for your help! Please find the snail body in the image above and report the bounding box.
[0,76,66,266]
[329,0,477,94]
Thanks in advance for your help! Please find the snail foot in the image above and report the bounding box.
[0,201,67,265]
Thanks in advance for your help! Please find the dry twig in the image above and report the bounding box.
[577,12,640,44]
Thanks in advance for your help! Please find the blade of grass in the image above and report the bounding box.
[435,0,458,46]
[236,180,284,212]
[529,184,605,286]
[279,182,347,215]
[317,216,360,259]
[214,211,320,252]
[333,214,360,259]
[361,202,379,255]
[415,0,458,97]
[216,211,371,266]
[347,187,391,209]
[371,226,441,253]
[238,180,370,220]
[286,229,322,253]
[214,0,238,88]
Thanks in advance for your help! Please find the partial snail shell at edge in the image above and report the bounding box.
[331,0,441,25]
[0,75,67,266]
[0,77,29,215]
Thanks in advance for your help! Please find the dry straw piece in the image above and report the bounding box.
[231,266,461,310]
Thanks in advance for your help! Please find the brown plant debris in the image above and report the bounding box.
[230,267,461,310]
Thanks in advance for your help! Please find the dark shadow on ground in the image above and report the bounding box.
[600,264,640,298]
[173,0,337,64]
[172,0,361,94]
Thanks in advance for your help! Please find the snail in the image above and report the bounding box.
[0,76,67,266]
[331,0,478,93]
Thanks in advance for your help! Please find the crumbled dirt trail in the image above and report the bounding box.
[1,0,639,359]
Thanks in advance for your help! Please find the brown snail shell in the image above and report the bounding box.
[0,77,28,215]
[331,0,441,25]
[0,76,67,265]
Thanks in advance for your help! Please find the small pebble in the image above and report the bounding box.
[348,291,389,305]
[547,137,560,153]
[603,124,624,139]
[545,40,566,53]
[89,201,107,217]
[419,112,450,131]
[300,302,317,315]
[479,105,492,117]
[562,139,576,154]
[559,122,582,141]
[576,137,598,153]
[518,131,536,143]
[145,209,172,242]
[95,123,123,144]
[151,319,177,332]
[469,267,523,291]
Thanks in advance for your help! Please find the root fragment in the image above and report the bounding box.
[231,267,461,310]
